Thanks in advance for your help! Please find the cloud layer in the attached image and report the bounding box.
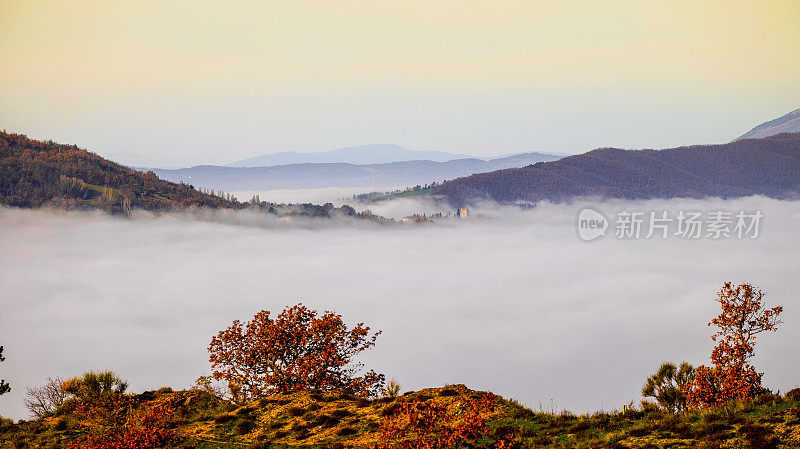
[1,196,798,419]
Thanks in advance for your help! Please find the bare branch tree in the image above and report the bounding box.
[24,377,68,418]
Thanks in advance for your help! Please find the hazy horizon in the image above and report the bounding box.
[2,0,799,167]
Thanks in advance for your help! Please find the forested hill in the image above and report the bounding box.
[0,132,386,220]
[0,131,239,213]
[432,133,800,206]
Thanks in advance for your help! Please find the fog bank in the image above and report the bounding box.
[1,197,798,419]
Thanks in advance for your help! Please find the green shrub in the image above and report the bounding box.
[641,362,694,413]
[61,371,127,399]
[383,379,401,398]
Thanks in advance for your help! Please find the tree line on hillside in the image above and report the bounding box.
[0,132,387,222]
[0,131,235,212]
[433,133,800,206]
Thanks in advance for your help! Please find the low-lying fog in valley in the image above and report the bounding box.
[229,188,481,219]
[1,196,798,420]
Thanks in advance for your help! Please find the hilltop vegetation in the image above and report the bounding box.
[2,384,800,448]
[1,285,797,448]
[433,133,800,206]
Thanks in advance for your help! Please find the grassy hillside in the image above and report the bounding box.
[2,385,799,448]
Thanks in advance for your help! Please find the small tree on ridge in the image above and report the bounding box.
[208,303,385,400]
[684,282,782,408]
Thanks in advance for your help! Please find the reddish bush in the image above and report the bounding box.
[375,393,514,449]
[65,394,175,449]
[684,282,783,408]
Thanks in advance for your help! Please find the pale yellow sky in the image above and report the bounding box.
[1,0,799,166]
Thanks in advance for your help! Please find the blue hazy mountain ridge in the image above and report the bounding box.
[228,144,479,166]
[734,108,800,141]
[152,152,562,191]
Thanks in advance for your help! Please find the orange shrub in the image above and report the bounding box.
[375,393,515,449]
[65,394,175,449]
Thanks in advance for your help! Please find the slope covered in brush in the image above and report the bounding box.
[3,385,800,448]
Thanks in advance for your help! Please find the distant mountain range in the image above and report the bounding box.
[433,133,800,206]
[152,152,562,191]
[229,144,484,166]
[735,108,800,141]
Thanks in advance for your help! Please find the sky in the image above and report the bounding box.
[1,0,799,167]
[1,196,799,420]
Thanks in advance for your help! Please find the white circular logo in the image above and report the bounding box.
[577,208,608,241]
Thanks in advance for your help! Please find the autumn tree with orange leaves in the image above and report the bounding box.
[208,304,385,401]
[684,282,783,408]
